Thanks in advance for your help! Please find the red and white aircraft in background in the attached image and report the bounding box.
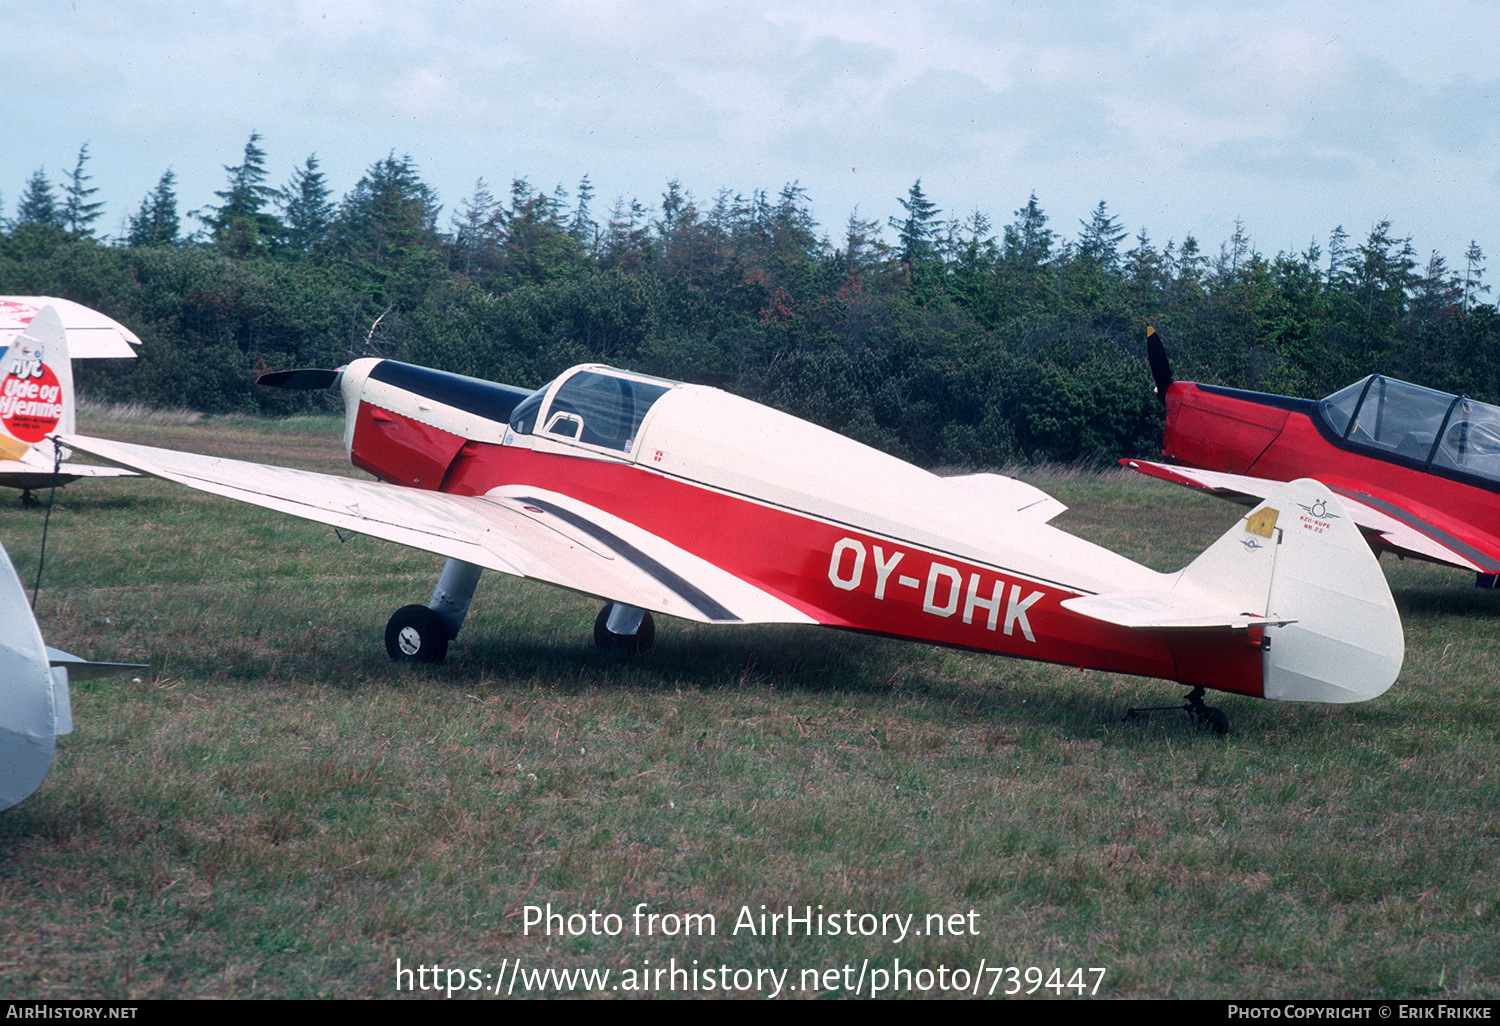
[62,337,1406,731]
[1126,326,1500,588]
[0,305,136,504]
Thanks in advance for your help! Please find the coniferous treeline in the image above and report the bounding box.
[3,135,1496,467]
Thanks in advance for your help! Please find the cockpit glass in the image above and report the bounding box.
[546,370,671,452]
[1320,375,1500,482]
[1431,399,1500,482]
[507,389,546,435]
[1319,378,1370,437]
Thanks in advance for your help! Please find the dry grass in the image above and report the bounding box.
[0,414,1494,999]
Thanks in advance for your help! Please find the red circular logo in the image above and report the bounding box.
[1,361,64,442]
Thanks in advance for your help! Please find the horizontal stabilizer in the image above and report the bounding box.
[0,297,141,359]
[45,646,149,682]
[1061,592,1292,630]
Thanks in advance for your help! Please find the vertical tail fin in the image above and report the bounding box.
[1178,477,1404,702]
[0,305,74,463]
[1257,479,1405,702]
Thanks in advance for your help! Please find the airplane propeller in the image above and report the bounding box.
[258,368,341,390]
[1146,326,1173,405]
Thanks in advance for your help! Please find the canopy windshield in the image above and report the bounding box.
[1320,375,1500,483]
[509,366,675,454]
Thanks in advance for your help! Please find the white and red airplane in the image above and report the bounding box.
[0,305,136,505]
[61,350,1407,731]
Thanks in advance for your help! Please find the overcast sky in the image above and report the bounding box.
[6,0,1498,266]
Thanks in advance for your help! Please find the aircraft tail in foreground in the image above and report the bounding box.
[1065,478,1404,704]
[0,305,75,461]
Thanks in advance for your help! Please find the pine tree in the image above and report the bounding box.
[1002,192,1055,268]
[449,177,499,278]
[279,154,334,256]
[571,174,596,251]
[600,196,652,272]
[494,178,582,286]
[15,169,61,227]
[1326,225,1350,282]
[1412,251,1463,327]
[61,143,105,236]
[1077,200,1127,269]
[127,169,180,247]
[202,131,284,255]
[840,208,888,280]
[331,153,442,274]
[1462,241,1489,313]
[889,179,941,265]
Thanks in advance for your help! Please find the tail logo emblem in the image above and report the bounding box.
[0,359,64,442]
[1298,500,1340,520]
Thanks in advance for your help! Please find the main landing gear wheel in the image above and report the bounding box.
[594,603,655,655]
[1124,686,1229,735]
[385,604,450,663]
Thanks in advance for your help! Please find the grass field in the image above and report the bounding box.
[1,413,1496,1000]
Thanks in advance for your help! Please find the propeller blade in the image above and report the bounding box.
[258,368,340,390]
[1146,326,1173,405]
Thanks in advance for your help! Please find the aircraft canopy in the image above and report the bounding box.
[1321,375,1500,483]
[509,365,677,454]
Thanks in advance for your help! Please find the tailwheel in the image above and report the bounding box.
[1124,686,1229,735]
[385,604,450,663]
[593,602,655,655]
[1183,687,1229,735]
[19,490,39,510]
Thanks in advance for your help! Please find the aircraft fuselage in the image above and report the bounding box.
[342,359,1268,696]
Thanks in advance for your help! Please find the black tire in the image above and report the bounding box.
[593,603,655,655]
[385,604,449,663]
[1191,704,1229,735]
[1204,707,1230,735]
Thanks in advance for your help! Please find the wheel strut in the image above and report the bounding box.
[385,558,483,664]
[594,602,655,654]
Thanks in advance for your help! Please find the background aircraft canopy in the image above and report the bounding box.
[1320,375,1500,483]
[0,297,140,359]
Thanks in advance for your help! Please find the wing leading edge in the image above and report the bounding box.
[60,434,814,627]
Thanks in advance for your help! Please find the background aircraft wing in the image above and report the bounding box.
[0,297,141,359]
[1122,458,1500,575]
[61,434,815,626]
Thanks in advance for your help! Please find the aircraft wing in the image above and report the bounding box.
[60,434,816,626]
[1122,458,1500,575]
